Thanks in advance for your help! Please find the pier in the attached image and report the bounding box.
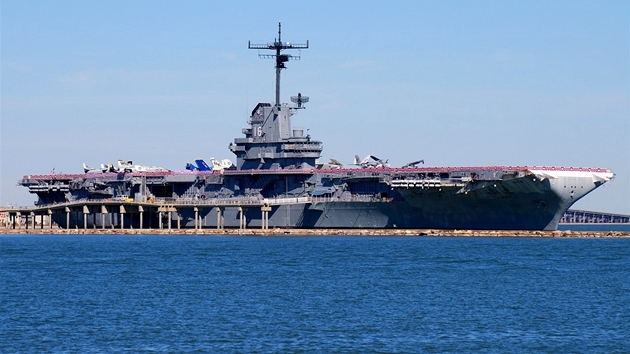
[1,197,628,232]
[0,197,312,231]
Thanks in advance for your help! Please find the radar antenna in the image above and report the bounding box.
[290,92,309,108]
[249,22,309,107]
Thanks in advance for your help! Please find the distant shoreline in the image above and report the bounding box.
[1,228,629,238]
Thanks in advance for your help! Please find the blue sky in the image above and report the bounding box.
[1,1,628,214]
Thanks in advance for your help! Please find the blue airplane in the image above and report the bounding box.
[185,159,212,171]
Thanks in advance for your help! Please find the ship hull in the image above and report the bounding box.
[47,198,563,231]
[46,169,608,231]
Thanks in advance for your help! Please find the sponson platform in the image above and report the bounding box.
[0,196,309,231]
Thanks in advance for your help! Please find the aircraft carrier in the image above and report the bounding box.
[17,24,614,231]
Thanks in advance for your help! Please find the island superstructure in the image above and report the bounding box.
[17,23,614,230]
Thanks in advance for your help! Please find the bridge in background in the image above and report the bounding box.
[560,210,630,224]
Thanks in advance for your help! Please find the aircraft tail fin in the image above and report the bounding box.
[195,159,212,171]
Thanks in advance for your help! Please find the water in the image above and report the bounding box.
[1,235,628,353]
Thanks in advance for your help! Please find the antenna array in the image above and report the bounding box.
[248,22,309,107]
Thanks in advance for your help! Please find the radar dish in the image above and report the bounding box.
[290,92,310,108]
[290,96,310,103]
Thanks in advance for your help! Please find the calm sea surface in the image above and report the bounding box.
[1,235,628,353]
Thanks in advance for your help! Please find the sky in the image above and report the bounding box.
[1,1,628,214]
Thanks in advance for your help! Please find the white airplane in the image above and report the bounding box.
[101,162,119,173]
[316,158,343,169]
[83,163,107,174]
[117,160,170,173]
[353,155,390,168]
[209,158,235,171]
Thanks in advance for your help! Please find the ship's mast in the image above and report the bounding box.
[248,22,309,107]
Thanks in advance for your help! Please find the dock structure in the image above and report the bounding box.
[0,197,312,230]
